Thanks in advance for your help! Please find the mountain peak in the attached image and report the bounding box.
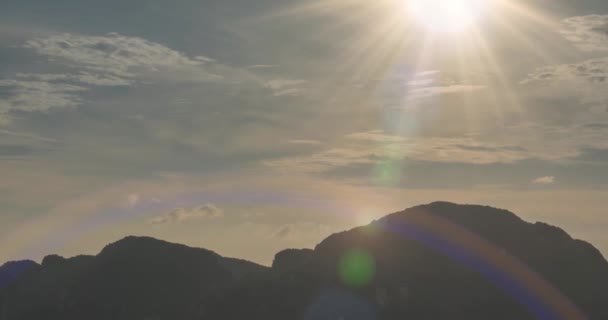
[397,201,522,221]
[0,260,38,290]
[99,235,218,257]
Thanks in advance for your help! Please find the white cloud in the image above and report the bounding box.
[414,70,440,77]
[23,33,203,78]
[265,79,307,97]
[533,176,556,185]
[0,79,86,118]
[406,85,486,102]
[16,72,132,87]
[149,204,224,224]
[0,32,257,124]
[561,15,608,51]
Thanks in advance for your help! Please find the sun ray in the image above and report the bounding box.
[496,0,561,30]
[470,25,524,124]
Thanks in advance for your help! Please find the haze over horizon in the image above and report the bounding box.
[1,0,608,266]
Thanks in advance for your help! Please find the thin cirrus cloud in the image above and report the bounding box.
[265,124,608,175]
[148,204,224,225]
[265,130,547,174]
[533,176,556,185]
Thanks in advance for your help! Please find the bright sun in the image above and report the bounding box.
[408,0,488,33]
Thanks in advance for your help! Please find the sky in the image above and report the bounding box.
[1,0,608,265]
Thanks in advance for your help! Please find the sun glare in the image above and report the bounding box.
[408,0,488,33]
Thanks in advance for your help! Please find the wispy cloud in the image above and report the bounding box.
[270,223,332,240]
[533,176,556,185]
[23,33,204,77]
[265,79,307,97]
[16,72,132,87]
[149,204,224,224]
[265,125,608,174]
[522,58,608,85]
[561,15,608,51]
[271,225,293,239]
[406,85,486,102]
[0,32,266,125]
[0,79,86,118]
[521,57,608,105]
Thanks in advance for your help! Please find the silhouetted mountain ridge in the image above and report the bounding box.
[1,202,607,319]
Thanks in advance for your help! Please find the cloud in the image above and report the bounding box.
[23,32,203,77]
[0,32,260,124]
[265,124,608,174]
[533,176,556,185]
[266,130,534,173]
[406,85,486,102]
[561,15,608,51]
[265,79,307,97]
[0,79,86,119]
[286,139,322,145]
[270,223,332,240]
[248,65,277,69]
[16,73,132,87]
[272,225,293,239]
[521,57,608,105]
[522,58,608,85]
[149,204,224,224]
[374,68,486,109]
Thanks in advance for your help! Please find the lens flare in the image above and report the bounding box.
[338,248,376,288]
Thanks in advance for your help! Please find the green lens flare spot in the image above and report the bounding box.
[338,249,376,288]
[372,162,402,186]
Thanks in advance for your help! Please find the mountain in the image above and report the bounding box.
[1,202,607,320]
[205,202,608,320]
[0,260,38,291]
[0,236,266,320]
